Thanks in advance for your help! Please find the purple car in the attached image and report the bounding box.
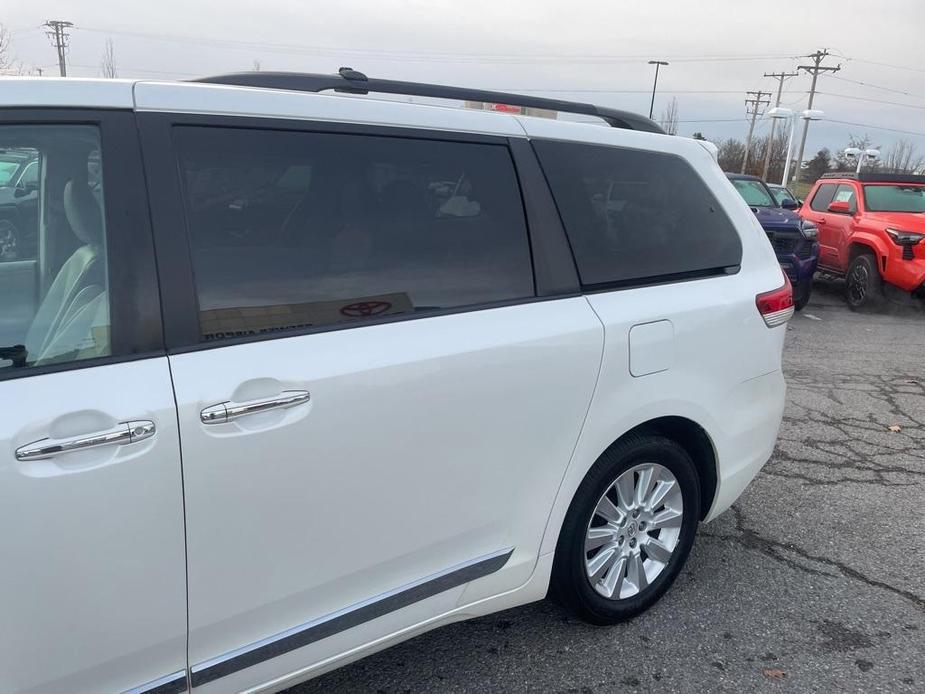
[727,173,819,310]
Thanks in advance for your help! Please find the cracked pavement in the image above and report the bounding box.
[291,282,924,694]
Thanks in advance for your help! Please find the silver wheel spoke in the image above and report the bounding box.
[587,547,618,583]
[634,465,655,507]
[615,474,635,511]
[644,536,673,563]
[650,507,683,530]
[646,479,675,510]
[585,527,616,553]
[601,555,627,598]
[584,462,683,601]
[627,552,648,591]
[594,495,625,525]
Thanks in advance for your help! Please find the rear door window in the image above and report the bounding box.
[809,183,838,212]
[174,127,535,342]
[533,140,742,287]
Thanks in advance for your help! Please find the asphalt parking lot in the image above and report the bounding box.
[293,282,925,694]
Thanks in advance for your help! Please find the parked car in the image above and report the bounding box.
[800,172,925,310]
[0,72,789,694]
[726,173,820,310]
[0,149,39,261]
[767,183,800,208]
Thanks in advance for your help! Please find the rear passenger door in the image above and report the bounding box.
[140,116,603,691]
[0,113,187,693]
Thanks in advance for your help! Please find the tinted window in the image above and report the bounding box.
[534,140,742,286]
[175,127,534,341]
[730,179,775,207]
[863,184,925,212]
[809,183,837,212]
[769,186,796,206]
[0,126,110,371]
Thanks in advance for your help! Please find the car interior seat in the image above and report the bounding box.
[25,178,106,364]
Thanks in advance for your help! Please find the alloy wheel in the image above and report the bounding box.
[584,463,683,600]
[848,263,869,304]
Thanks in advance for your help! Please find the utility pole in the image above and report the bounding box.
[741,91,771,174]
[43,20,73,77]
[761,71,799,180]
[648,60,669,119]
[793,49,840,184]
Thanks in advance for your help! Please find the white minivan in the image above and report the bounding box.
[0,70,789,694]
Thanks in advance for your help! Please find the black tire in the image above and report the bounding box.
[794,281,812,311]
[551,433,700,624]
[845,253,885,311]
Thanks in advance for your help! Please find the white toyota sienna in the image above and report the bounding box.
[0,70,790,694]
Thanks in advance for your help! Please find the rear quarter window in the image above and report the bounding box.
[533,140,742,287]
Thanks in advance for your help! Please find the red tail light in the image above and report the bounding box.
[756,274,794,327]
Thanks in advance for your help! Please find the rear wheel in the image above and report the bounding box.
[846,253,884,311]
[794,281,812,311]
[551,434,700,624]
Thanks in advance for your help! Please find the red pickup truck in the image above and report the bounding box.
[800,173,925,310]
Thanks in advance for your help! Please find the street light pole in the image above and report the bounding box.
[648,60,669,120]
[770,108,824,186]
[781,114,797,186]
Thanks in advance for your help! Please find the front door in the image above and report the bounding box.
[805,182,840,269]
[142,118,602,691]
[0,115,186,693]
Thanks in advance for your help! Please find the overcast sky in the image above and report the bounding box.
[5,1,925,158]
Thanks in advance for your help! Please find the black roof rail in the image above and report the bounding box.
[192,68,666,134]
[821,172,925,183]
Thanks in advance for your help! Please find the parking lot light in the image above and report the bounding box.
[775,108,825,186]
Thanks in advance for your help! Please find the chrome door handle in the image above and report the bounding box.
[15,420,156,461]
[200,390,310,425]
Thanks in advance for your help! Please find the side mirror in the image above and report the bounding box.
[14,181,36,198]
[780,199,800,210]
[827,200,852,215]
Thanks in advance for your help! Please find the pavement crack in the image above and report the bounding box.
[704,506,925,612]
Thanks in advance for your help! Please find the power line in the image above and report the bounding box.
[828,74,925,100]
[845,57,925,74]
[71,27,799,64]
[815,91,925,111]
[826,119,925,138]
[793,49,840,184]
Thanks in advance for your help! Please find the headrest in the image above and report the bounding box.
[64,180,103,246]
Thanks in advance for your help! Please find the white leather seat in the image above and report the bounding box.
[25,179,105,363]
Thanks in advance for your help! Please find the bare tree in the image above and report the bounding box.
[659,97,679,136]
[252,59,262,72]
[0,24,13,73]
[832,135,880,171]
[717,138,746,173]
[745,132,789,180]
[100,38,118,78]
[882,139,925,174]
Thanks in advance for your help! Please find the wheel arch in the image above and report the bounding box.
[848,235,889,269]
[633,416,718,520]
[543,414,719,559]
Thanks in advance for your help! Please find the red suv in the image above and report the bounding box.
[800,173,925,309]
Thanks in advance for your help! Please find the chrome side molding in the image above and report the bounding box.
[122,669,188,694]
[189,547,514,687]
